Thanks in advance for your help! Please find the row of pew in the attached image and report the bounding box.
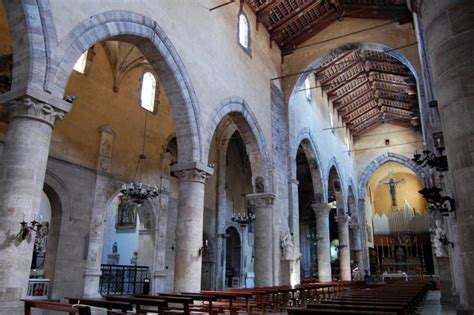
[22,280,427,314]
[288,281,429,315]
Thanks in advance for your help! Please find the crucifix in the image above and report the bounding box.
[378,171,405,210]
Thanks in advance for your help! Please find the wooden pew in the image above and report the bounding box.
[134,294,195,314]
[288,307,397,314]
[67,297,133,314]
[23,300,91,315]
[306,302,406,315]
[104,295,167,314]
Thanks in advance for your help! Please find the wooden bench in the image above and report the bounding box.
[67,297,133,314]
[288,307,397,314]
[23,300,91,315]
[104,295,167,314]
[307,302,406,315]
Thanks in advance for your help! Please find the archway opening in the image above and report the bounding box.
[366,161,433,276]
[328,166,344,279]
[224,226,242,288]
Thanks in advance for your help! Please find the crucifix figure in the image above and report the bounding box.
[378,171,405,210]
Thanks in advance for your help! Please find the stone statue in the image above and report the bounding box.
[255,177,265,193]
[112,242,118,254]
[130,251,138,265]
[281,229,294,260]
[433,220,448,257]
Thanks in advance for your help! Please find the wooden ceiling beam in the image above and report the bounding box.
[266,0,323,32]
[331,80,370,104]
[321,60,363,86]
[314,50,356,76]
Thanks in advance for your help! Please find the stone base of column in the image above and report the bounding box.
[83,268,102,298]
[437,257,453,305]
[153,271,170,293]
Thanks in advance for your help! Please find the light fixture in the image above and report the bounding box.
[198,239,209,256]
[16,214,42,242]
[231,209,256,226]
[120,111,160,205]
[418,186,455,216]
[412,147,448,172]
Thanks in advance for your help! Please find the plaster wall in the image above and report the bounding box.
[48,0,282,157]
[354,124,423,180]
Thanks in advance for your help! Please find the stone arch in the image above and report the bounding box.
[44,170,73,222]
[346,180,357,219]
[206,97,272,193]
[357,152,426,202]
[47,10,202,163]
[295,137,325,203]
[326,157,346,210]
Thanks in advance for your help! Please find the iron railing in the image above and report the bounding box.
[99,264,148,296]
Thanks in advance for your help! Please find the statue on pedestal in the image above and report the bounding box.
[281,229,295,260]
[433,220,448,258]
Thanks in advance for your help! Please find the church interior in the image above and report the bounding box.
[0,0,473,314]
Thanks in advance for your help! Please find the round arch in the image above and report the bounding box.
[205,96,272,193]
[48,10,203,163]
[326,157,346,210]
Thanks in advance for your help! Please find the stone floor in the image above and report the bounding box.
[420,290,456,315]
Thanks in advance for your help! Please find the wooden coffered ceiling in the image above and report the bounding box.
[313,44,418,136]
[245,0,412,55]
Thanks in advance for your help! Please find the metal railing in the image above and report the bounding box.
[26,278,50,299]
[99,264,148,296]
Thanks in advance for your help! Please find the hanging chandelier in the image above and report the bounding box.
[231,209,256,226]
[121,111,160,205]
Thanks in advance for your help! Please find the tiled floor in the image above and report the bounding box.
[420,291,456,315]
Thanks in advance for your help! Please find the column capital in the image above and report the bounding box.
[4,96,65,127]
[311,203,330,217]
[337,214,351,226]
[246,193,276,209]
[171,162,214,183]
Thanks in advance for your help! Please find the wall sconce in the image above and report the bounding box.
[16,215,42,242]
[412,148,448,172]
[418,186,455,216]
[198,239,209,256]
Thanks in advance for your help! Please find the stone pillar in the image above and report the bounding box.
[172,163,212,293]
[0,96,65,312]
[312,203,332,282]
[350,224,363,270]
[338,215,351,281]
[246,193,276,287]
[437,257,454,305]
[83,126,116,297]
[153,176,171,293]
[289,178,301,286]
[419,1,473,311]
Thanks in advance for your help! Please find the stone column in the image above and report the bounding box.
[0,96,65,312]
[246,193,276,287]
[350,223,363,270]
[172,163,212,293]
[338,215,351,281]
[419,1,473,311]
[289,178,301,285]
[83,126,116,297]
[312,203,332,282]
[153,176,171,293]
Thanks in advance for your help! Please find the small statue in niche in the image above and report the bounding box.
[112,242,118,254]
[130,251,138,265]
[280,229,294,260]
[433,220,448,258]
[255,177,265,193]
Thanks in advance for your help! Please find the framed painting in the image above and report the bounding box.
[116,196,137,229]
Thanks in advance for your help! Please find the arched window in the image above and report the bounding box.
[329,112,334,129]
[238,13,250,50]
[304,78,311,100]
[140,72,157,112]
[73,51,88,74]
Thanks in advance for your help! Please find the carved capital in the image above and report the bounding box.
[311,203,330,217]
[246,193,276,210]
[4,96,65,127]
[337,214,351,227]
[173,168,211,183]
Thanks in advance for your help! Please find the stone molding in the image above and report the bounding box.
[4,96,65,127]
[172,165,212,184]
[246,193,276,209]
